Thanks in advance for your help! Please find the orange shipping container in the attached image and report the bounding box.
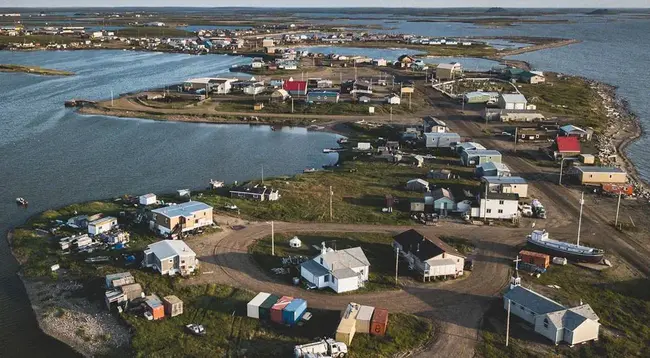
[519,250,550,269]
[370,308,389,336]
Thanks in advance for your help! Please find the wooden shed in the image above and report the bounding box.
[163,295,184,317]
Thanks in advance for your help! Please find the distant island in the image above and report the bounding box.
[485,7,507,13]
[587,9,617,15]
[0,64,75,76]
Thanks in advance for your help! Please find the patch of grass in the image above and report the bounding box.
[249,232,399,293]
[349,313,433,358]
[440,236,475,255]
[338,41,498,57]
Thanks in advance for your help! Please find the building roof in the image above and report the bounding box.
[145,240,195,260]
[575,166,626,174]
[140,193,156,199]
[301,259,330,277]
[482,176,527,185]
[322,247,370,271]
[185,77,211,84]
[151,201,212,218]
[283,81,307,91]
[477,162,511,172]
[437,62,461,70]
[307,91,339,97]
[106,272,133,282]
[89,216,117,226]
[393,229,466,261]
[464,149,502,156]
[430,188,454,202]
[163,295,183,305]
[556,136,581,153]
[407,178,429,186]
[480,192,519,201]
[271,89,289,97]
[424,116,447,127]
[458,142,486,151]
[332,267,359,279]
[500,93,528,103]
[425,132,460,138]
[560,124,587,134]
[504,286,565,314]
[545,304,599,331]
[519,71,543,80]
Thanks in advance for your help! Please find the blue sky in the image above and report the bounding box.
[1,1,649,8]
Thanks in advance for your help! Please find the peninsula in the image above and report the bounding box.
[0,64,75,76]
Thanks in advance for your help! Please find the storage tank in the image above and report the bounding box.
[282,298,307,326]
[370,308,389,336]
[355,305,375,334]
[270,296,294,324]
[259,294,280,320]
[247,292,271,319]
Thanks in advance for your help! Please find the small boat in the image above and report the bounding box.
[322,148,344,153]
[186,324,206,336]
[85,256,110,264]
[15,197,28,206]
[526,230,604,263]
[337,138,348,144]
[303,168,317,173]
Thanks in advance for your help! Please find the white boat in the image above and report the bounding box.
[15,197,28,206]
[526,230,604,263]
[186,324,206,336]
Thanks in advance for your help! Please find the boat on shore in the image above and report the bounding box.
[526,230,604,263]
[323,148,344,153]
[303,168,317,173]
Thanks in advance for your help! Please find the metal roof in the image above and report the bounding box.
[300,259,329,277]
[145,240,196,260]
[482,176,527,185]
[322,247,370,269]
[575,166,625,174]
[332,267,358,279]
[151,201,212,218]
[504,286,565,315]
[89,216,117,226]
[560,124,587,134]
[477,162,511,172]
[464,149,502,156]
[500,93,528,103]
[424,132,460,138]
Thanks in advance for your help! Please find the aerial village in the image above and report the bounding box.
[6,14,650,358]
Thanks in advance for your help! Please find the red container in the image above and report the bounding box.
[370,308,389,336]
[270,296,293,324]
[519,250,550,269]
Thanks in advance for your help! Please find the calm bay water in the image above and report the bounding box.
[0,50,339,356]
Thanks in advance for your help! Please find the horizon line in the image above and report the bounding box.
[1,6,649,9]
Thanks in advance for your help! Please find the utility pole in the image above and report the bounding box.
[390,106,393,122]
[577,192,584,246]
[271,221,275,256]
[329,186,333,221]
[483,183,489,221]
[395,247,399,284]
[514,126,518,152]
[409,93,412,110]
[505,298,511,347]
[615,191,622,227]
[291,97,294,113]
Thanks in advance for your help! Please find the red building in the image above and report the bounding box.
[283,81,307,95]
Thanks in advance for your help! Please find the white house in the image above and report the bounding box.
[425,132,461,148]
[150,201,213,236]
[373,58,387,67]
[423,116,448,133]
[88,216,118,236]
[386,94,401,105]
[498,93,528,110]
[482,176,529,198]
[393,229,465,281]
[139,193,157,206]
[300,244,370,293]
[504,281,600,346]
[244,84,265,95]
[143,240,198,276]
[471,193,520,220]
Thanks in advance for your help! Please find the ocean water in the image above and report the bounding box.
[0,50,340,356]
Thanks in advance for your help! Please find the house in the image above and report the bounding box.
[476,162,511,178]
[573,167,627,186]
[461,150,502,166]
[517,127,557,142]
[261,38,274,47]
[183,77,237,94]
[300,244,370,293]
[150,201,213,236]
[482,176,529,198]
[553,136,581,159]
[306,91,339,103]
[271,88,290,102]
[230,185,280,201]
[498,93,528,110]
[373,58,387,67]
[143,240,198,276]
[425,188,456,214]
[397,54,415,66]
[579,154,595,164]
[386,94,401,105]
[424,132,461,148]
[283,80,307,95]
[519,71,545,84]
[88,216,118,236]
[139,193,157,206]
[105,272,135,289]
[471,192,519,220]
[559,125,593,141]
[436,62,463,80]
[456,142,485,154]
[423,116,447,133]
[393,229,465,280]
[406,178,430,192]
[244,84,265,95]
[464,91,499,104]
[499,111,545,122]
[67,215,89,229]
[427,169,452,180]
[504,283,600,346]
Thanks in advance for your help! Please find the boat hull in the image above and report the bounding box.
[526,240,603,264]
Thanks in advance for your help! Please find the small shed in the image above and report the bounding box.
[356,142,371,151]
[370,308,389,336]
[356,305,375,334]
[163,295,183,317]
[580,154,595,165]
[406,179,430,192]
[247,292,271,319]
[139,193,157,206]
[289,237,302,248]
[121,283,143,301]
[145,295,165,320]
[177,189,191,199]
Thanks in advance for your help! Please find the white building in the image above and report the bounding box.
[386,94,401,105]
[498,93,528,110]
[425,132,461,148]
[504,282,600,346]
[393,229,465,280]
[143,240,198,276]
[423,116,448,133]
[88,216,118,236]
[373,58,387,67]
[300,244,370,293]
[139,193,157,206]
[482,176,529,198]
[471,193,520,220]
[244,85,265,95]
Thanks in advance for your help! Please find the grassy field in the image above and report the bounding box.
[249,232,400,293]
[215,98,426,116]
[339,41,499,57]
[198,158,479,225]
[115,27,192,37]
[478,264,650,357]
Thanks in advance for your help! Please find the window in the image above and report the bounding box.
[498,209,503,214]
[499,200,505,205]
[543,318,549,329]
[320,258,323,265]
[486,209,492,213]
[195,219,199,224]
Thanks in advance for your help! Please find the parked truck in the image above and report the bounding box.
[531,199,546,219]
[294,338,348,358]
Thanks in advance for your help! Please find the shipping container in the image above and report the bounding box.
[282,298,307,326]
[247,292,271,319]
[146,295,165,320]
[519,250,550,269]
[335,317,356,345]
[601,183,634,196]
[356,305,375,334]
[162,295,183,317]
[270,296,293,324]
[370,308,389,336]
[259,294,280,320]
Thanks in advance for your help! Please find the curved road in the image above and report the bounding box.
[189,222,531,358]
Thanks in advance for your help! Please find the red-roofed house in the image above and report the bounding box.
[553,136,581,159]
[283,81,307,95]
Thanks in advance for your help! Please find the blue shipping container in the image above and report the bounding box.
[282,298,307,326]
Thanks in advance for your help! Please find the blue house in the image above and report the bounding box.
[425,188,456,214]
[306,91,340,104]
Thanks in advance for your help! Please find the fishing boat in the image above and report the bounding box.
[322,148,344,153]
[186,324,206,336]
[526,230,604,263]
[303,168,317,173]
[15,197,28,206]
